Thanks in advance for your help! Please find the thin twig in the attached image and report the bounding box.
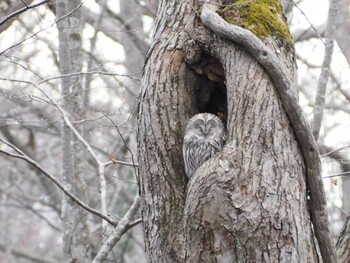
[36,71,140,85]
[0,1,85,55]
[321,143,350,157]
[101,113,139,181]
[291,0,326,45]
[323,171,350,179]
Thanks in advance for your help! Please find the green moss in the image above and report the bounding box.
[217,0,293,48]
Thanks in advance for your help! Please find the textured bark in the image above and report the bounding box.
[56,0,91,261]
[335,0,350,66]
[138,0,324,262]
[336,216,350,263]
[138,1,197,261]
[184,44,318,261]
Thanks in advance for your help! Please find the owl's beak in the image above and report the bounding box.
[203,131,208,138]
[203,126,209,138]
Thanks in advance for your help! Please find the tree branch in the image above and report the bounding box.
[0,0,50,27]
[0,0,84,55]
[0,138,118,226]
[92,196,141,263]
[200,3,336,263]
[0,243,58,263]
[312,0,339,140]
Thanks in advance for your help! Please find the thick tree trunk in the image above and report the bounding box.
[138,2,197,261]
[138,0,325,262]
[138,5,193,263]
[56,1,91,261]
[183,44,318,261]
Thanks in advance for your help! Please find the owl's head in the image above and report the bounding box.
[184,113,226,141]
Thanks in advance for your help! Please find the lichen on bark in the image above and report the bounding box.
[217,0,293,49]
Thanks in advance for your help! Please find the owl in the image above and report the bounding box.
[182,113,227,179]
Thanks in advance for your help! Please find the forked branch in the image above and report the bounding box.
[200,3,336,263]
[0,138,118,226]
[92,196,141,263]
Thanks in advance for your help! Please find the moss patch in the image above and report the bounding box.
[217,0,293,48]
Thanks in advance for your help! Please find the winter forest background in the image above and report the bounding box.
[0,0,349,262]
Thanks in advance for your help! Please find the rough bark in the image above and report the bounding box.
[336,216,350,263]
[138,1,197,261]
[56,0,91,261]
[335,0,350,66]
[138,0,330,262]
[197,3,335,261]
[184,45,317,261]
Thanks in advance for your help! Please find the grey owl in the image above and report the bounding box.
[182,113,227,179]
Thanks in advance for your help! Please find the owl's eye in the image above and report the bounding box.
[207,119,217,128]
[193,123,201,130]
[193,120,204,129]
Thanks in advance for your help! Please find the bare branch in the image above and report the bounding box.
[0,77,139,229]
[200,3,336,263]
[107,159,139,167]
[0,0,84,55]
[0,0,50,27]
[36,71,140,85]
[0,138,118,226]
[312,0,339,140]
[101,113,139,180]
[293,24,325,42]
[0,243,58,263]
[322,171,350,179]
[291,0,325,45]
[92,195,141,263]
[321,143,350,158]
[98,163,109,232]
[0,77,103,166]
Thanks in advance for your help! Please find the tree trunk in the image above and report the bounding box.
[337,216,350,262]
[183,45,318,262]
[56,1,91,261]
[138,0,326,262]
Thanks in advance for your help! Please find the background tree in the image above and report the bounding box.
[0,0,149,261]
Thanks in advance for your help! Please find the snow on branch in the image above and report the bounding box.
[200,3,336,263]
